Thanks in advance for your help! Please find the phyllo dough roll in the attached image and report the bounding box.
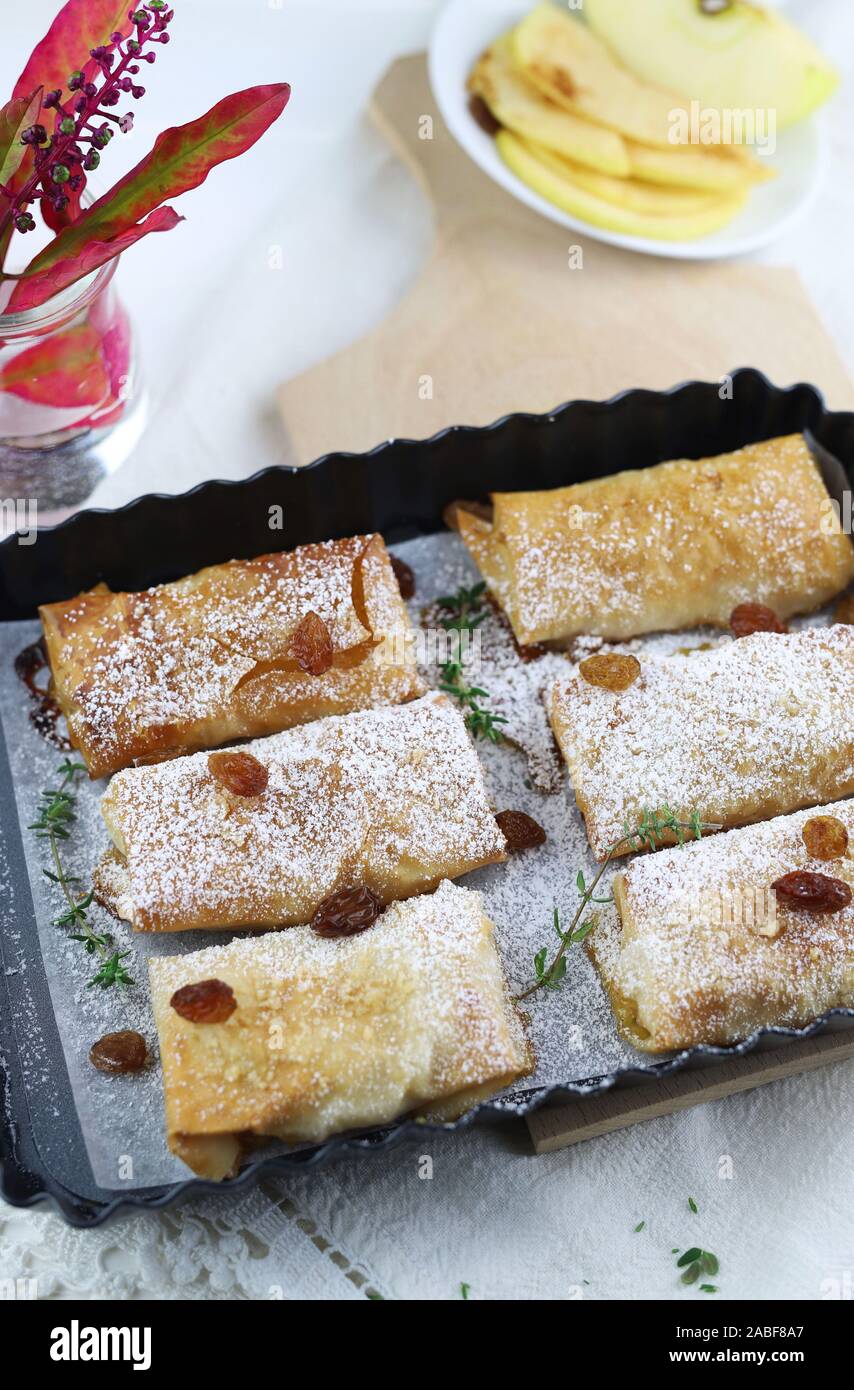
[548,625,854,860]
[40,534,424,779]
[99,694,507,932]
[149,881,532,1179]
[591,802,854,1052]
[457,434,854,645]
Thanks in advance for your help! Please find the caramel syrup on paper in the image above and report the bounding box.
[14,637,71,750]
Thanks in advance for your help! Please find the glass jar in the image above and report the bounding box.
[0,257,145,522]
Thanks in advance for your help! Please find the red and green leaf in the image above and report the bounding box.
[7,204,183,312]
[13,0,130,102]
[10,83,289,309]
[0,322,108,406]
[0,89,42,187]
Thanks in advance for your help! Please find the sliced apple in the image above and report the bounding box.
[468,34,631,177]
[584,0,839,131]
[496,129,746,240]
[534,145,734,215]
[626,137,772,192]
[512,3,690,149]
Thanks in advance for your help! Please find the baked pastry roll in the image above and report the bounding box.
[98,693,507,932]
[149,880,532,1179]
[456,434,854,645]
[39,534,423,779]
[591,801,854,1052]
[548,625,854,860]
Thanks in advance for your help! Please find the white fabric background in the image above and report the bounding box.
[1,0,853,1300]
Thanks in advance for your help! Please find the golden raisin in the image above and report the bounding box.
[170,978,237,1024]
[390,554,416,600]
[771,871,852,915]
[495,809,547,851]
[89,1031,147,1074]
[834,595,854,626]
[579,652,641,693]
[802,815,849,862]
[290,610,334,675]
[729,602,787,639]
[208,750,268,797]
[311,885,383,938]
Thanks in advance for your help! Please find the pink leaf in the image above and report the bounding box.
[8,205,183,313]
[0,89,43,188]
[13,0,130,101]
[16,84,290,288]
[0,322,109,406]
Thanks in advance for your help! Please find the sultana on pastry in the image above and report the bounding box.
[456,434,854,646]
[589,801,854,1052]
[39,534,424,779]
[148,880,532,1179]
[548,624,854,860]
[97,693,507,932]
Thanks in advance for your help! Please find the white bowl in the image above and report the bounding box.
[428,0,825,260]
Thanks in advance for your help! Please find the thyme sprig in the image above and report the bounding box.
[435,581,507,743]
[30,758,134,990]
[436,581,488,634]
[516,807,721,1002]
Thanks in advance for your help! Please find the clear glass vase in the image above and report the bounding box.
[0,258,145,523]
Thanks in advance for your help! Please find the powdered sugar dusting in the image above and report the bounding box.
[612,801,854,1049]
[103,692,506,932]
[42,535,420,776]
[149,879,530,1147]
[550,625,854,858]
[2,530,852,1186]
[479,437,854,643]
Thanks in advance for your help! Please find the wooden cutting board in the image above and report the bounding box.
[526,1031,854,1154]
[277,54,854,464]
[278,53,854,1147]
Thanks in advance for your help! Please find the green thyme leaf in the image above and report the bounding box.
[87,950,134,990]
[677,1248,703,1267]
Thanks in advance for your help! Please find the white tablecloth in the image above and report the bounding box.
[1,0,853,1300]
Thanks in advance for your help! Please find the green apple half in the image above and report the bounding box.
[583,0,838,131]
